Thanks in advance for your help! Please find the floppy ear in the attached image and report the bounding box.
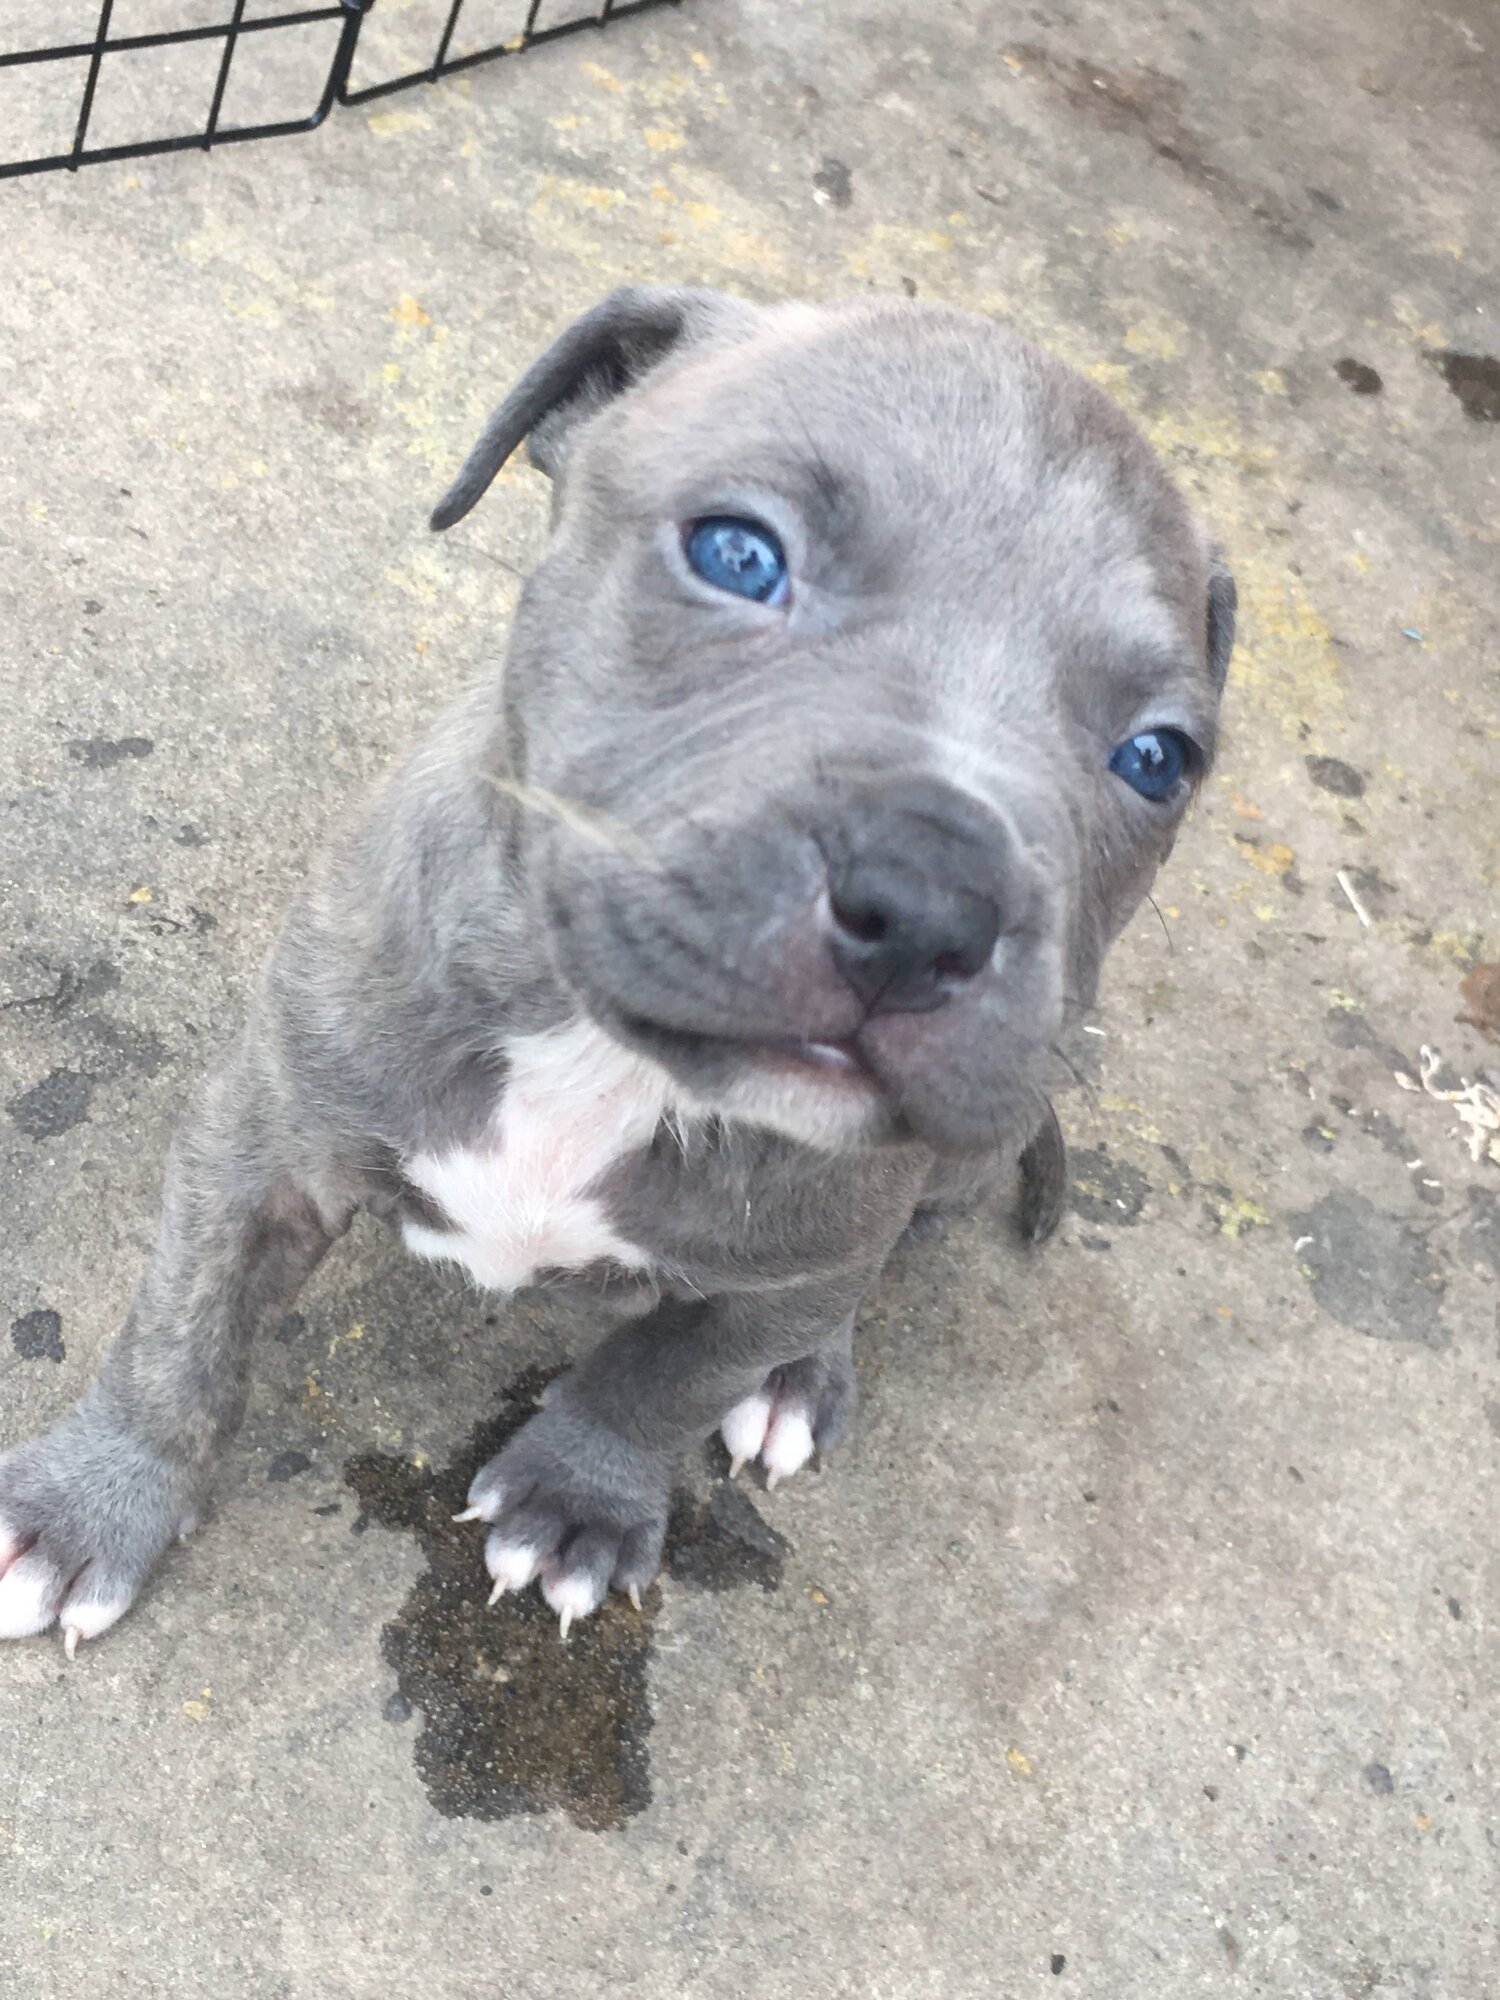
[430,285,758,531]
[1205,543,1237,692]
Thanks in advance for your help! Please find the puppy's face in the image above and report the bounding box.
[439,295,1231,1154]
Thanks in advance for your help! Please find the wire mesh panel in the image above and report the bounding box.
[0,0,676,179]
[0,1,369,179]
[341,0,666,108]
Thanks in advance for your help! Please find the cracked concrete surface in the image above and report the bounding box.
[1,1,1497,1994]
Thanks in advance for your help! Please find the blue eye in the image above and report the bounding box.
[1108,728,1192,801]
[683,516,788,604]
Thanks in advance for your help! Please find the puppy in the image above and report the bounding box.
[0,289,1233,1653]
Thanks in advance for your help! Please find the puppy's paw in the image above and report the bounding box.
[457,1397,668,1637]
[0,1405,199,1656]
[719,1345,856,1489]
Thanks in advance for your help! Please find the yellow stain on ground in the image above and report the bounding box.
[1253,368,1289,395]
[1234,836,1296,876]
[128,885,152,904]
[1229,556,1345,740]
[1423,927,1491,965]
[532,174,628,215]
[182,1687,213,1723]
[644,126,685,151]
[220,291,278,323]
[390,295,431,329]
[1006,1747,1034,1777]
[580,59,625,92]
[368,108,430,137]
[1213,1194,1270,1238]
[550,114,580,131]
[328,1320,365,1360]
[843,222,957,282]
[1121,317,1180,360]
[1084,360,1135,400]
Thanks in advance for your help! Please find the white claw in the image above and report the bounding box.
[728,1455,747,1480]
[488,1577,508,1606]
[628,1583,642,1613]
[558,1607,574,1642]
[766,1468,784,1492]
[64,1626,81,1661]
[452,1506,484,1524]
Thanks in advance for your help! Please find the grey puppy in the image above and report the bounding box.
[0,289,1233,1654]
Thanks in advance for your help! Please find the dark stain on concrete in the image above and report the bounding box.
[75,1014,169,1079]
[1291,1192,1448,1348]
[1457,963,1500,1044]
[8,1067,95,1139]
[1428,350,1500,422]
[1004,44,1312,245]
[1323,1006,1409,1075]
[664,1479,788,1594]
[67,735,154,769]
[1463,1189,1500,1275]
[345,1367,787,1831]
[1334,358,1383,395]
[812,156,854,206]
[1363,1760,1395,1795]
[11,1308,64,1362]
[268,1449,313,1482]
[1306,754,1366,797]
[1068,1146,1149,1226]
[1,958,120,1017]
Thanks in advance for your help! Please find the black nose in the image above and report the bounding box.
[824,780,1009,1014]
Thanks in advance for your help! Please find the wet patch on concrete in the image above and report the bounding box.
[812,156,853,207]
[1291,1191,1448,1347]
[1457,963,1500,1043]
[1,958,120,1017]
[1428,350,1500,422]
[11,1308,64,1362]
[1306,754,1366,797]
[75,1014,169,1079]
[665,1479,788,1594]
[8,1067,95,1138]
[66,735,154,769]
[1003,44,1313,244]
[345,1367,787,1831]
[1463,1189,1499,1275]
[1068,1146,1149,1226]
[1324,1006,1409,1075]
[1334,358,1383,395]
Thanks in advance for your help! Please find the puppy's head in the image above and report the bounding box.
[434,288,1233,1155]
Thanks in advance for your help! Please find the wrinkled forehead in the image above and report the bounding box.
[605,305,1208,656]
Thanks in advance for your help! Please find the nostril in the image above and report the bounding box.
[932,950,970,982]
[829,895,890,946]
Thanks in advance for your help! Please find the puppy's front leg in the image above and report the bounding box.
[0,1037,346,1652]
[460,1277,869,1634]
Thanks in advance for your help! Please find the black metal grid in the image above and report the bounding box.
[0,0,677,182]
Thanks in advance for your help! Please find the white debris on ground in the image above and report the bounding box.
[1394,1045,1500,1168]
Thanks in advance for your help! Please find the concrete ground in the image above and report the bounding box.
[2,0,1497,1993]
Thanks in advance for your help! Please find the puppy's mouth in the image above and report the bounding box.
[612,1012,878,1092]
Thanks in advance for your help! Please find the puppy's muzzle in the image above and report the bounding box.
[817,777,1025,1017]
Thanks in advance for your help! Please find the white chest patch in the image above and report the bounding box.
[400,1018,678,1293]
